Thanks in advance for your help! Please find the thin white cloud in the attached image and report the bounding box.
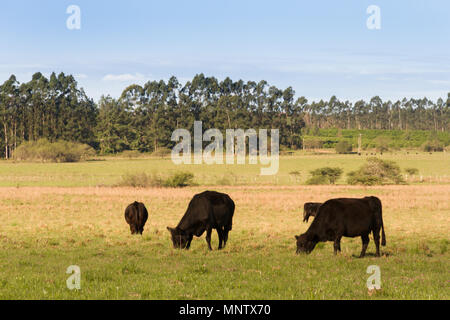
[0,64,49,69]
[75,73,88,79]
[204,53,450,77]
[102,73,147,82]
[376,76,394,81]
[387,90,448,101]
[269,59,450,76]
[427,80,450,86]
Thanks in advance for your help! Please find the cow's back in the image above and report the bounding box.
[177,191,234,234]
[125,202,148,226]
[125,203,136,224]
[210,192,235,231]
[311,198,374,238]
[135,202,148,227]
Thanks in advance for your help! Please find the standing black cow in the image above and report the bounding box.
[167,191,235,250]
[125,201,149,235]
[303,202,322,223]
[295,197,386,257]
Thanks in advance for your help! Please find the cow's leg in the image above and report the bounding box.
[217,228,224,250]
[186,235,193,250]
[222,229,229,248]
[360,234,370,258]
[206,227,213,251]
[373,229,381,257]
[334,236,342,255]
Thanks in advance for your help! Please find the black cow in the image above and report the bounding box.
[167,191,235,250]
[295,197,386,257]
[125,202,149,235]
[303,202,322,223]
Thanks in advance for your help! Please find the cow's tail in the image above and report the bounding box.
[226,198,235,232]
[380,202,386,246]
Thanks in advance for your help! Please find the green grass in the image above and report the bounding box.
[1,240,447,299]
[0,152,448,187]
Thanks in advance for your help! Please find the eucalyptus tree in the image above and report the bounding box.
[0,75,20,159]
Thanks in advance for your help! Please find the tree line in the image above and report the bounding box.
[0,72,449,157]
[0,73,97,159]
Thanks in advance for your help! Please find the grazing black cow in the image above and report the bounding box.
[167,191,235,250]
[303,202,322,223]
[295,197,386,257]
[125,202,149,235]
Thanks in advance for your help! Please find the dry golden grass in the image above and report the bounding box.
[0,185,448,250]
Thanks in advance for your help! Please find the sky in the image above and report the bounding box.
[0,0,449,103]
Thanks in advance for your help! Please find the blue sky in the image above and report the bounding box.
[0,0,449,102]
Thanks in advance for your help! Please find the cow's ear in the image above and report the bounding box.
[167,227,174,233]
[295,235,299,240]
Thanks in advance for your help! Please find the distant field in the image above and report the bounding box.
[303,128,450,149]
[0,151,449,187]
[0,185,448,299]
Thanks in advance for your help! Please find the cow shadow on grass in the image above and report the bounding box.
[350,252,392,258]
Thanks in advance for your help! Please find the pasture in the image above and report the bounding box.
[0,182,449,299]
[0,151,449,187]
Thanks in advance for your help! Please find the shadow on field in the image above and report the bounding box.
[351,252,392,258]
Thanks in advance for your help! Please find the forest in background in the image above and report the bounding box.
[0,72,449,158]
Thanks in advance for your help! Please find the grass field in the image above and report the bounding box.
[0,184,448,300]
[0,151,449,187]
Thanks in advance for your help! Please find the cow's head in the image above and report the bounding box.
[167,227,190,249]
[295,233,317,254]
